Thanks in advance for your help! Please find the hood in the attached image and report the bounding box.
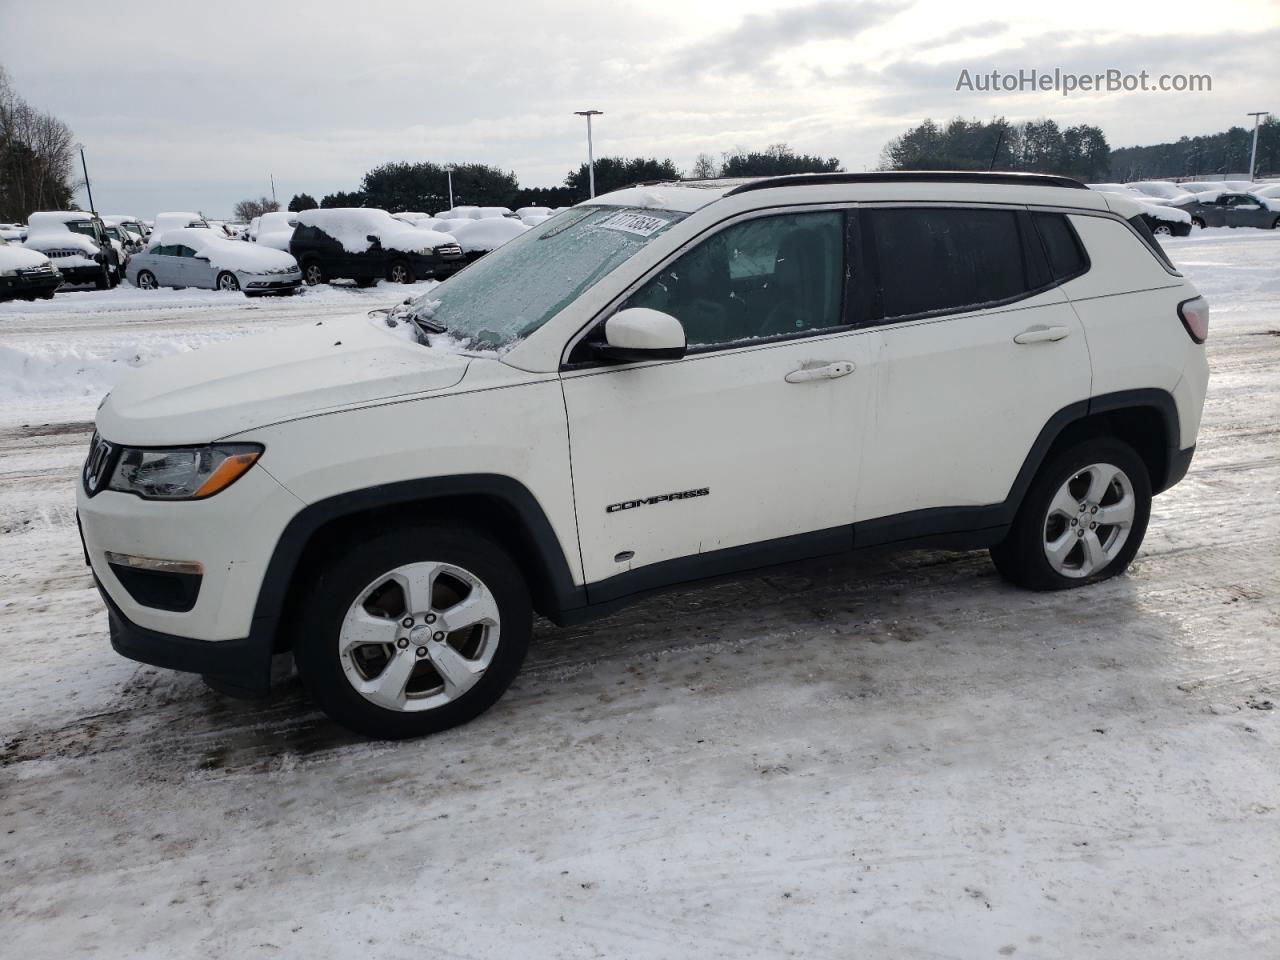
[97,314,469,446]
[0,244,53,270]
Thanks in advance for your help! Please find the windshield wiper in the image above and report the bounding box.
[411,315,447,335]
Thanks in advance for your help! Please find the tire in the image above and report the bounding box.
[1272,217,1280,230]
[216,271,241,292]
[294,525,532,739]
[990,438,1151,591]
[387,259,415,283]
[1151,223,1172,236]
[302,260,326,285]
[39,288,55,300]
[94,265,111,290]
[136,270,157,290]
[1191,217,1206,229]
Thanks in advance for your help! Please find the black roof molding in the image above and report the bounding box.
[721,171,1089,195]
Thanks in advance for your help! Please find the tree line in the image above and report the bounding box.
[283,144,843,214]
[879,117,1111,180]
[1110,117,1278,181]
[0,66,78,223]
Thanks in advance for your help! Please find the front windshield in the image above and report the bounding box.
[400,205,687,351]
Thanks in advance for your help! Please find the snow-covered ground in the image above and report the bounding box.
[2,231,1278,958]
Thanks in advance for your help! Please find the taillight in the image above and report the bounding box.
[1178,296,1209,344]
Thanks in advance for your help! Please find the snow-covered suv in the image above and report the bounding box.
[78,172,1210,739]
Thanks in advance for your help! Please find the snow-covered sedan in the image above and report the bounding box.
[0,236,60,301]
[128,228,302,295]
[448,217,530,262]
[1126,181,1197,205]
[1171,191,1280,230]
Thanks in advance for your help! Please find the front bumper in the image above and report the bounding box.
[0,269,61,299]
[56,265,105,285]
[96,575,270,696]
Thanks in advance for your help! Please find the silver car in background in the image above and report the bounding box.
[127,227,302,296]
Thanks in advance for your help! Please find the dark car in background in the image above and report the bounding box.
[290,207,466,286]
[0,236,60,301]
[1174,191,1280,230]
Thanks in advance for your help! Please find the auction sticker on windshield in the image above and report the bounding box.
[597,212,670,237]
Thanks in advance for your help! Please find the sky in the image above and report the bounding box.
[1,0,1277,218]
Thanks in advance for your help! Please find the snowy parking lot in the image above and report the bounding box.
[1,231,1277,957]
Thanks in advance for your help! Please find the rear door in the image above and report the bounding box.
[1222,193,1272,228]
[853,205,1092,536]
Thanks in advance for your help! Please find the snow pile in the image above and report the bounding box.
[155,228,298,274]
[0,336,209,406]
[296,207,449,255]
[447,217,529,253]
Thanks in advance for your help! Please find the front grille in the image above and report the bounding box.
[43,248,84,260]
[83,432,118,496]
[437,244,463,259]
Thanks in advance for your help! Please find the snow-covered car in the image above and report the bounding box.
[254,211,298,252]
[289,207,465,285]
[247,216,261,242]
[1172,191,1280,230]
[150,212,210,244]
[515,206,552,220]
[431,217,476,238]
[1087,184,1193,236]
[448,216,530,261]
[1254,183,1280,200]
[391,212,432,224]
[103,217,147,248]
[79,171,1210,740]
[127,227,302,295]
[24,211,122,288]
[433,205,480,219]
[0,222,27,242]
[1125,181,1197,205]
[0,236,60,301]
[103,215,150,243]
[1178,181,1230,195]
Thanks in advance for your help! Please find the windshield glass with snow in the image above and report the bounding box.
[402,206,686,351]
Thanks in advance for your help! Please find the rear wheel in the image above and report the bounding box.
[387,259,415,283]
[1151,223,1172,236]
[294,526,532,739]
[302,260,326,285]
[991,438,1151,591]
[216,271,241,292]
[1191,217,1206,229]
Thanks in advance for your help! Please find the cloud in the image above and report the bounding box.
[913,21,1008,51]
[670,1,908,78]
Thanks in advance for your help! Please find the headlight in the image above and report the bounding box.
[107,443,263,500]
[0,268,17,278]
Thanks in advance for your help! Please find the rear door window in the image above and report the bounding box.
[865,207,1043,321]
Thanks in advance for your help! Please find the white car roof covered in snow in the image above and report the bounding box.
[27,210,97,234]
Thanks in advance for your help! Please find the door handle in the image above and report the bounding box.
[785,361,855,383]
[1013,325,1071,345]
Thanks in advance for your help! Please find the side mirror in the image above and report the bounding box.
[366,234,381,246]
[194,256,210,263]
[593,307,686,363]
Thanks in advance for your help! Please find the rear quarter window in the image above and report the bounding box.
[1123,214,1180,275]
[1032,212,1090,282]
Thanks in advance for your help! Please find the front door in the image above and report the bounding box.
[561,208,875,593]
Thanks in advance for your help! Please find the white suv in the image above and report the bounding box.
[77,172,1210,739]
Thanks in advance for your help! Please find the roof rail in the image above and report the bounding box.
[723,171,1088,195]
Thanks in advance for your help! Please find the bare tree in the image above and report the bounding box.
[232,196,280,221]
[690,153,719,179]
[0,66,79,221]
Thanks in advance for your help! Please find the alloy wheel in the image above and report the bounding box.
[1042,462,1136,578]
[338,561,501,712]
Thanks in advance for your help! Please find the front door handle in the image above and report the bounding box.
[785,361,855,383]
[1013,325,1071,345]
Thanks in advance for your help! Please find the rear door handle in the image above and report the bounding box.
[785,361,855,383]
[1013,325,1071,345]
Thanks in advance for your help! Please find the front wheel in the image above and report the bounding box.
[991,438,1151,591]
[1191,217,1206,229]
[216,271,241,292]
[136,270,158,290]
[387,259,415,283]
[294,526,532,739]
[302,260,326,285]
[1151,223,1172,236]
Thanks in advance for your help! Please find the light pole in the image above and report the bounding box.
[1247,111,1269,180]
[445,164,455,210]
[79,147,96,215]
[574,110,603,197]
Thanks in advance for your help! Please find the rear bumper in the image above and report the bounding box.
[97,577,271,696]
